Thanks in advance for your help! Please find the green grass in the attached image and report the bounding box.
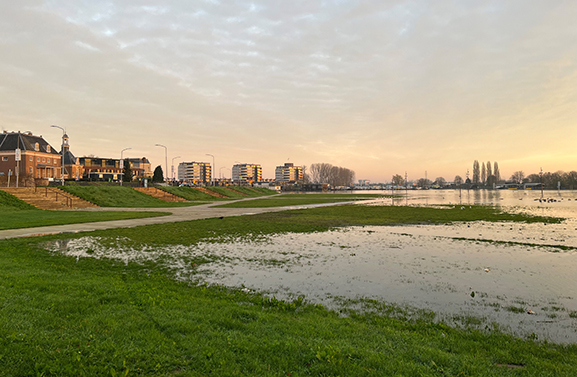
[246,187,278,195]
[215,193,386,208]
[0,234,575,376]
[216,197,369,208]
[0,204,571,375]
[90,204,561,249]
[0,189,169,230]
[0,209,170,230]
[0,189,37,210]
[59,186,199,207]
[230,186,274,196]
[205,187,248,198]
[158,186,224,201]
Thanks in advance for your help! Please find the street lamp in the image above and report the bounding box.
[155,144,168,183]
[171,156,181,182]
[206,154,215,186]
[120,147,131,186]
[50,125,65,185]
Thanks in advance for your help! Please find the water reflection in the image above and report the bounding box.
[46,218,577,344]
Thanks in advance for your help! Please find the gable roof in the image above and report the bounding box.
[0,132,60,155]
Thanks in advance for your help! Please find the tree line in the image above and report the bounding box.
[509,170,577,189]
[308,163,356,187]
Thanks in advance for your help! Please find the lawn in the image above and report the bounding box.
[92,204,562,247]
[0,190,169,230]
[159,186,224,201]
[59,186,200,207]
[0,204,573,376]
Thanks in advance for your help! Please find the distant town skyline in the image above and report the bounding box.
[1,1,575,182]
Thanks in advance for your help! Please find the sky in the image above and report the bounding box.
[0,1,575,182]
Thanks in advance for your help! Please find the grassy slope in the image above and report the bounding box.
[206,186,247,198]
[158,186,223,201]
[60,186,197,207]
[0,190,169,230]
[0,234,575,376]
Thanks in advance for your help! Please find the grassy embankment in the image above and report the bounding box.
[1,204,574,375]
[158,186,277,202]
[215,193,386,208]
[59,186,200,207]
[0,190,168,231]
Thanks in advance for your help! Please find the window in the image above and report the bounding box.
[29,156,33,161]
[1,156,8,161]
[29,167,33,173]
[42,158,45,163]
[46,145,51,153]
[34,143,39,151]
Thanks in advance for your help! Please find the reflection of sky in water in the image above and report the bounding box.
[48,212,577,343]
[358,189,577,220]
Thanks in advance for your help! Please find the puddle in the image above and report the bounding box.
[45,222,577,344]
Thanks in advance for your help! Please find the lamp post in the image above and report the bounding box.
[120,147,131,186]
[155,144,168,183]
[171,156,181,182]
[206,154,215,186]
[50,125,65,185]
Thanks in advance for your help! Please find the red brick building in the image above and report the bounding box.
[0,131,62,184]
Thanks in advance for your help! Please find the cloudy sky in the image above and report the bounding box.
[1,1,575,182]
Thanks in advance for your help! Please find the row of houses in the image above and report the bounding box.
[0,131,304,185]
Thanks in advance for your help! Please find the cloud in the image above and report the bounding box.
[0,0,575,180]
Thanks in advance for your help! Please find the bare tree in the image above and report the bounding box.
[510,171,525,184]
[486,161,492,180]
[454,175,463,186]
[301,165,310,184]
[310,163,355,187]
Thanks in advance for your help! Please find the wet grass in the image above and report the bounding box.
[215,194,386,208]
[1,234,576,376]
[0,190,169,230]
[83,204,562,248]
[59,186,199,207]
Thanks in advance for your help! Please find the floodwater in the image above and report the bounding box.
[46,189,577,344]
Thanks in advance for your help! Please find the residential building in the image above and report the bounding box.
[77,157,151,181]
[178,161,211,185]
[275,162,303,183]
[232,163,262,184]
[0,131,62,182]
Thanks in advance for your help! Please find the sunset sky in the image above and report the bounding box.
[1,1,575,182]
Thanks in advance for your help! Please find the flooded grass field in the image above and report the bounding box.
[47,190,577,344]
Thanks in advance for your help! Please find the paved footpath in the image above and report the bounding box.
[0,201,299,240]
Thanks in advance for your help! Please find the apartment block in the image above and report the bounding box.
[178,161,212,185]
[232,163,262,183]
[274,162,303,183]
